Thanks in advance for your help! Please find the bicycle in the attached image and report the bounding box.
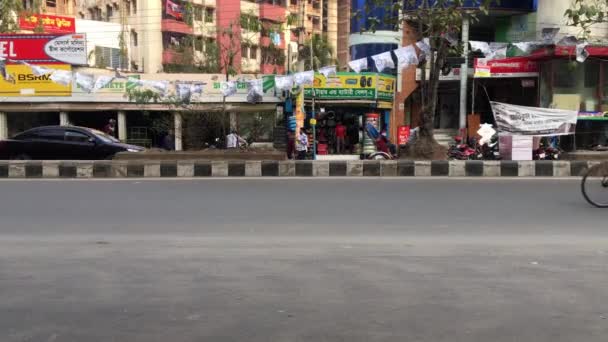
[581,162,608,208]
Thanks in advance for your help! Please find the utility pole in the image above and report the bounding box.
[459,14,470,137]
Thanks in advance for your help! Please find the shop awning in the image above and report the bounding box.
[527,45,608,60]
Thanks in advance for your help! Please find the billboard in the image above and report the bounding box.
[0,34,87,65]
[303,72,395,101]
[0,64,72,97]
[19,14,76,34]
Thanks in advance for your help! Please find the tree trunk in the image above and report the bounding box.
[404,41,448,160]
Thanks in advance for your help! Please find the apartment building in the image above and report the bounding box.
[22,0,77,16]
[75,0,294,74]
[74,0,344,74]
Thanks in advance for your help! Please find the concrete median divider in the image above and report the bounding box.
[0,160,596,178]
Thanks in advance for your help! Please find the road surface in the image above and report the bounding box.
[0,178,607,342]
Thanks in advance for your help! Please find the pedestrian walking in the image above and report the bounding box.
[296,128,308,160]
[103,118,117,138]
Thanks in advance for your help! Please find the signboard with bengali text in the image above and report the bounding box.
[19,14,76,34]
[0,34,86,65]
[304,72,395,101]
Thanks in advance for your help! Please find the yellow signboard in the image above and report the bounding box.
[304,72,395,101]
[0,64,72,96]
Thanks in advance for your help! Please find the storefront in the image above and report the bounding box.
[531,46,608,149]
[303,72,396,156]
[0,70,282,151]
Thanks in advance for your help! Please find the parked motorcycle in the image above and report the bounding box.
[476,135,501,160]
[448,136,476,160]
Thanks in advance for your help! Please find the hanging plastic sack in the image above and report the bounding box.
[294,70,314,86]
[75,72,95,92]
[50,70,73,86]
[348,58,368,73]
[371,51,395,72]
[394,45,419,69]
[469,41,491,55]
[92,75,115,92]
[416,38,431,61]
[576,42,589,63]
[0,57,13,83]
[275,75,294,91]
[176,82,192,102]
[247,79,263,103]
[221,81,237,96]
[541,28,560,44]
[319,65,337,78]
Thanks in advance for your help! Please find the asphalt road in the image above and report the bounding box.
[0,178,607,342]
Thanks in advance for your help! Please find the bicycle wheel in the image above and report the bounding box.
[581,163,608,208]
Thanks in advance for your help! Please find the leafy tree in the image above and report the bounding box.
[355,0,492,158]
[565,0,608,38]
[0,0,43,33]
[297,34,336,70]
[0,0,23,33]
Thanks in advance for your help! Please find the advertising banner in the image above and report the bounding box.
[0,34,87,65]
[303,72,395,101]
[19,14,76,34]
[73,75,141,93]
[474,57,538,78]
[0,64,72,96]
[490,101,578,136]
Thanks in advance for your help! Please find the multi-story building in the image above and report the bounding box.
[76,0,291,74]
[74,0,344,74]
[22,0,77,16]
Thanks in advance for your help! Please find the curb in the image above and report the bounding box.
[0,160,599,178]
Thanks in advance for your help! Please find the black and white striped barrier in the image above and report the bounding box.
[0,160,601,178]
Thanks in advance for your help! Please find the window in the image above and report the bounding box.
[22,0,34,10]
[125,0,131,14]
[195,36,203,52]
[95,46,129,70]
[250,45,258,59]
[242,45,249,59]
[37,129,65,141]
[46,0,56,7]
[65,131,91,143]
[194,6,203,21]
[132,0,137,14]
[106,5,113,20]
[585,61,600,88]
[89,7,102,21]
[205,8,214,23]
[131,30,138,47]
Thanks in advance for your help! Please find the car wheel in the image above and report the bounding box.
[12,154,31,160]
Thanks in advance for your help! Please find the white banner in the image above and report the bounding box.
[490,101,578,136]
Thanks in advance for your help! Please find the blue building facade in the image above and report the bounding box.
[349,0,401,72]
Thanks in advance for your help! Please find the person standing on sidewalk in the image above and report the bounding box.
[296,128,308,160]
[335,121,346,154]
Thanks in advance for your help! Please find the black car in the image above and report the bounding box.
[0,126,145,160]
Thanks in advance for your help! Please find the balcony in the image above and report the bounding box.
[260,34,285,49]
[162,49,185,64]
[261,63,285,74]
[260,3,286,22]
[161,19,193,35]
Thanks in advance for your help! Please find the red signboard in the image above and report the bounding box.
[0,34,86,65]
[474,57,539,78]
[398,125,411,146]
[19,14,76,34]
